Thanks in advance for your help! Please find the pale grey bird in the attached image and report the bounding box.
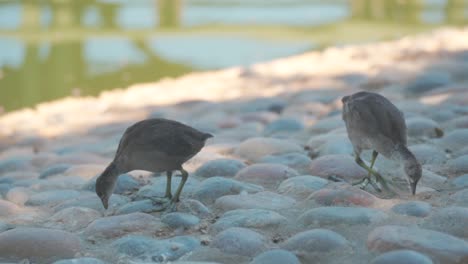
[341,91,421,195]
[96,118,213,210]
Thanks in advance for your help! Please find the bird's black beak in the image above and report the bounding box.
[410,181,417,195]
[100,197,109,209]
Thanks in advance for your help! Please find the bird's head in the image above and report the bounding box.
[404,160,422,195]
[95,174,115,210]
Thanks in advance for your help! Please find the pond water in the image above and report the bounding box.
[0,0,467,112]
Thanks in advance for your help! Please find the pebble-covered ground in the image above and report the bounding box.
[1,27,468,264]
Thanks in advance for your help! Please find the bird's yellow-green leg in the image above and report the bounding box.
[165,171,173,199]
[353,152,382,192]
[166,168,189,212]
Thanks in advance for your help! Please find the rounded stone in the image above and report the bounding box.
[39,164,71,179]
[263,118,304,135]
[63,164,105,180]
[5,187,30,206]
[392,201,432,217]
[409,144,447,165]
[212,209,288,233]
[115,199,164,215]
[54,193,130,213]
[215,191,296,211]
[83,174,140,194]
[211,227,267,257]
[46,207,102,232]
[234,137,302,162]
[250,249,300,264]
[405,71,452,95]
[26,190,81,206]
[0,228,81,263]
[421,207,468,238]
[53,258,106,264]
[451,174,468,188]
[299,207,387,227]
[452,189,468,206]
[281,229,349,254]
[437,129,468,152]
[307,155,367,182]
[0,200,21,217]
[192,177,263,204]
[310,183,377,207]
[112,235,200,262]
[194,159,247,178]
[367,225,468,264]
[307,115,344,134]
[136,177,200,201]
[406,117,443,138]
[234,164,299,187]
[277,175,328,199]
[370,250,433,264]
[161,212,200,229]
[83,212,165,240]
[259,153,312,174]
[446,155,468,175]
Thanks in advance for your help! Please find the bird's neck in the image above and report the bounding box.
[99,161,121,181]
[396,144,418,168]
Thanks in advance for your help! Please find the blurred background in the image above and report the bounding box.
[0,0,467,113]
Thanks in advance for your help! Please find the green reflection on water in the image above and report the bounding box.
[0,0,467,113]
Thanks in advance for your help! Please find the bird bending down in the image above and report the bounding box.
[341,91,421,195]
[95,118,213,211]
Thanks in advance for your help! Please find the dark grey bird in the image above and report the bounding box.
[341,91,421,195]
[95,118,213,210]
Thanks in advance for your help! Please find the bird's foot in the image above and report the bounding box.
[352,177,382,192]
[148,196,171,212]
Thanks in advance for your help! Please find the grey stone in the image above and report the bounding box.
[83,173,140,194]
[406,117,443,138]
[453,189,468,206]
[259,153,312,174]
[46,207,102,232]
[212,209,288,233]
[0,221,14,233]
[277,175,328,199]
[264,118,304,135]
[409,144,447,165]
[215,191,296,211]
[26,190,81,206]
[299,207,387,227]
[211,227,267,257]
[54,193,130,213]
[115,199,162,215]
[370,250,433,264]
[250,249,300,264]
[112,235,200,262]
[39,164,71,179]
[84,212,166,240]
[192,177,263,204]
[307,154,367,182]
[405,71,452,95]
[452,174,468,188]
[178,199,212,218]
[281,229,349,254]
[194,159,247,178]
[136,176,200,201]
[436,129,468,152]
[234,164,299,188]
[53,258,106,264]
[368,225,468,264]
[0,228,81,263]
[234,137,302,162]
[161,212,200,229]
[446,155,468,175]
[0,158,31,175]
[422,207,468,238]
[0,200,21,217]
[392,201,432,217]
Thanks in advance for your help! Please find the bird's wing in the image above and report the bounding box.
[115,119,197,158]
[351,95,407,146]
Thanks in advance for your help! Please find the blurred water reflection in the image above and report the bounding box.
[0,0,467,112]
